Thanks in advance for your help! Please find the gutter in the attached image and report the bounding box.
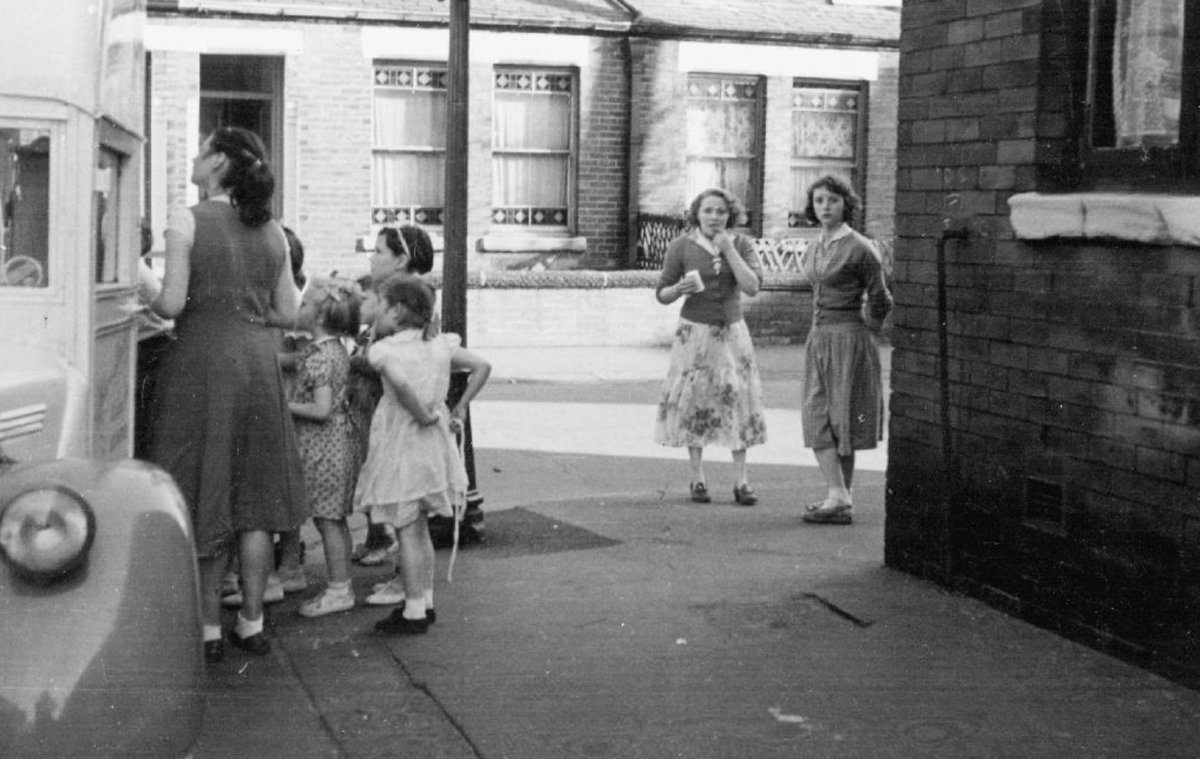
[146,1,633,33]
[628,23,899,50]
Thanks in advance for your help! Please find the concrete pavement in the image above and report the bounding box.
[193,344,1200,758]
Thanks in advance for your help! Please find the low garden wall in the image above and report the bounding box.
[426,270,812,348]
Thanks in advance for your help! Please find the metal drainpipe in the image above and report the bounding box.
[937,227,969,582]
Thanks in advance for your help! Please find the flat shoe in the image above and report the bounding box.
[733,484,758,506]
[374,609,431,635]
[356,547,394,567]
[298,588,355,618]
[229,630,271,655]
[204,639,224,665]
[366,578,406,606]
[802,502,853,525]
[690,482,711,503]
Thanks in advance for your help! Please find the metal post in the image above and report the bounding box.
[442,0,468,339]
[439,0,485,542]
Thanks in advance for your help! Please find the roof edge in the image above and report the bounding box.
[146,1,633,33]
[630,24,898,50]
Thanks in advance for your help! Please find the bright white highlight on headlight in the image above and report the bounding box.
[0,485,94,580]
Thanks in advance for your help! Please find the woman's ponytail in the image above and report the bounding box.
[208,127,275,227]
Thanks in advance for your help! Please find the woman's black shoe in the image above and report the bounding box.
[230,630,271,655]
[733,483,758,506]
[374,609,430,635]
[690,482,711,503]
[204,639,224,665]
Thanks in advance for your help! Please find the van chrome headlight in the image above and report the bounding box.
[0,485,95,582]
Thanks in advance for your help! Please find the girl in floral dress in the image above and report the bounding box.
[288,277,363,617]
[654,188,767,506]
[355,274,491,634]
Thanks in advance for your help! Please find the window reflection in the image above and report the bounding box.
[95,148,122,284]
[1,129,50,288]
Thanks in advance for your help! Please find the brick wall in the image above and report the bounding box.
[888,0,1200,676]
[430,271,810,348]
[290,23,373,269]
[865,51,899,240]
[149,50,197,226]
[576,37,631,268]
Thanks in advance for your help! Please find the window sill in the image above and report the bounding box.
[478,234,586,253]
[1008,192,1200,247]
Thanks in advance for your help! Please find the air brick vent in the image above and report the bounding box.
[1024,477,1064,525]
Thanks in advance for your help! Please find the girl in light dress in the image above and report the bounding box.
[288,277,363,616]
[354,274,491,634]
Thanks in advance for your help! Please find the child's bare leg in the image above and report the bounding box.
[397,512,434,619]
[316,517,352,585]
[276,528,303,573]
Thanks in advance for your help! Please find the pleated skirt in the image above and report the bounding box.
[801,321,884,455]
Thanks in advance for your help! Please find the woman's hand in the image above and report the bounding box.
[675,271,704,296]
[419,406,443,427]
[712,230,736,253]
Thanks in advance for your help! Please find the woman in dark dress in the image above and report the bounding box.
[150,127,307,663]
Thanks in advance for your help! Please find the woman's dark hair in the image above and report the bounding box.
[379,273,436,339]
[282,226,306,289]
[378,225,435,274]
[208,126,275,227]
[306,276,362,337]
[804,174,861,226]
[685,188,746,229]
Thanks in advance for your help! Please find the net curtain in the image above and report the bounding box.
[1113,0,1184,148]
[492,92,569,208]
[372,89,446,207]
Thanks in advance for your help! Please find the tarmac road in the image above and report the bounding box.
[193,346,1200,758]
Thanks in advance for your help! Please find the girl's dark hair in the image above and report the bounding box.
[282,226,306,289]
[804,174,861,226]
[379,273,436,339]
[685,188,746,229]
[208,126,275,227]
[306,276,362,337]
[378,225,435,274]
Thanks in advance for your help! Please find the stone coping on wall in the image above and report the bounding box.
[1008,192,1200,247]
[426,269,809,289]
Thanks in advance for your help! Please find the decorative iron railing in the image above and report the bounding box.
[634,213,807,273]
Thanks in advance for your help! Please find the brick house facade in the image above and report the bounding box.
[143,0,899,279]
[888,0,1200,679]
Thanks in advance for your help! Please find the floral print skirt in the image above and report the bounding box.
[654,319,767,450]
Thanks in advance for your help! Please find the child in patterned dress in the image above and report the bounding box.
[289,277,364,617]
[355,274,491,634]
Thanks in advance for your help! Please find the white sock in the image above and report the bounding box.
[403,597,427,620]
[203,624,223,643]
[423,589,434,610]
[235,612,263,638]
[328,580,352,594]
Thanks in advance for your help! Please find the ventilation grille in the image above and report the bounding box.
[0,404,47,442]
[1024,477,1064,525]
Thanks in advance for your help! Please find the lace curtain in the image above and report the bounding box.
[685,98,757,209]
[1113,0,1184,148]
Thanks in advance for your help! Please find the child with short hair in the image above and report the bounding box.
[289,276,364,617]
[355,274,491,633]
